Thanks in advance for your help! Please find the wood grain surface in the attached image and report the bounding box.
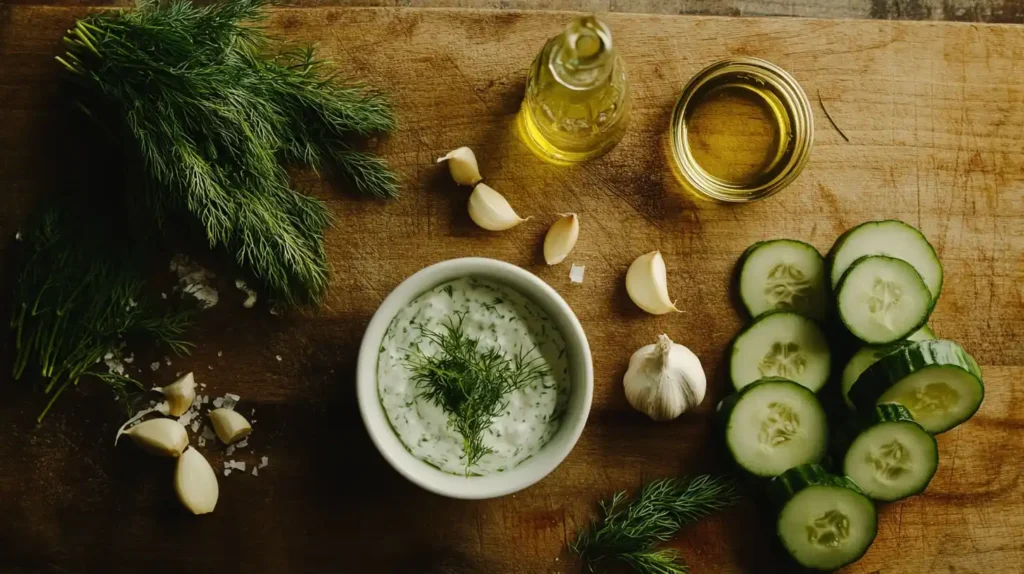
[5,0,1024,25]
[1,6,1023,574]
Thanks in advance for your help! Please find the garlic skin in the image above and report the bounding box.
[120,418,189,457]
[468,183,529,231]
[543,213,580,265]
[209,408,252,444]
[625,250,680,315]
[175,447,219,515]
[153,371,196,417]
[437,147,483,186]
[623,334,706,421]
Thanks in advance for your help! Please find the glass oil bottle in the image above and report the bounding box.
[518,16,630,164]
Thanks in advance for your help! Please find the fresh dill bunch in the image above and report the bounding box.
[405,313,548,473]
[571,475,741,574]
[12,206,194,422]
[55,0,398,305]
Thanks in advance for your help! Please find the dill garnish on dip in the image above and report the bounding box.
[377,277,570,476]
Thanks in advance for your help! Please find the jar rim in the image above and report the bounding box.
[670,57,814,203]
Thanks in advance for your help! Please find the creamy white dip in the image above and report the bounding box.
[377,277,570,475]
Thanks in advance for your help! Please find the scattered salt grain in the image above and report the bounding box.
[259,456,269,469]
[150,361,161,371]
[236,438,249,449]
[104,352,114,361]
[275,355,282,362]
[164,356,172,366]
[170,254,219,309]
[208,365,214,370]
[252,467,258,477]
[15,231,23,242]
[225,445,235,456]
[224,468,232,477]
[200,383,207,390]
[223,393,240,410]
[269,306,280,316]
[569,263,586,284]
[217,351,223,358]
[160,292,167,300]
[213,397,224,408]
[191,421,200,433]
[124,354,134,364]
[235,279,258,309]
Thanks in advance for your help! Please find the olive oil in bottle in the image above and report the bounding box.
[518,16,630,164]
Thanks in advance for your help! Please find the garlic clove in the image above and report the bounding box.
[437,147,483,186]
[175,447,219,515]
[625,250,680,315]
[153,371,196,417]
[121,418,189,457]
[467,183,529,231]
[209,408,252,445]
[623,334,706,421]
[543,213,580,265]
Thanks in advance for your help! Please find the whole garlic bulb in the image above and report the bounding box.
[623,334,706,421]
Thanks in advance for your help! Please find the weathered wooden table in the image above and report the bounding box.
[1,5,1023,573]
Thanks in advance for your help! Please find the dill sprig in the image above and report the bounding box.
[12,207,194,422]
[571,475,741,574]
[405,313,548,473]
[56,0,398,305]
[12,0,398,420]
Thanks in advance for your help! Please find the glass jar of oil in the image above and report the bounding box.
[518,16,630,164]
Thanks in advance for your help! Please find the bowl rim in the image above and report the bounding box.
[356,257,593,499]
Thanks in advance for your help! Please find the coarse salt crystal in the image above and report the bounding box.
[569,263,586,284]
[259,456,269,469]
[223,393,240,410]
[161,292,167,300]
[213,397,224,408]
[200,383,207,389]
[124,354,134,364]
[164,356,172,366]
[150,362,161,371]
[15,231,23,241]
[275,355,282,362]
[236,438,249,449]
[217,351,223,357]
[226,445,235,456]
[224,468,232,476]
[235,279,258,309]
[191,421,200,433]
[252,467,258,477]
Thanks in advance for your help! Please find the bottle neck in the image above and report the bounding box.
[547,16,615,90]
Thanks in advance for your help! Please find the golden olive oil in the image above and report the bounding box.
[519,17,630,164]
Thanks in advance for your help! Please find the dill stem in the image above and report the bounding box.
[38,379,74,423]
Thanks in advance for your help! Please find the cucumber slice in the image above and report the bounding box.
[769,464,877,571]
[836,256,932,344]
[721,378,828,477]
[828,220,943,300]
[849,340,983,433]
[840,343,909,410]
[730,311,831,392]
[738,240,827,321]
[843,404,938,501]
[908,324,936,341]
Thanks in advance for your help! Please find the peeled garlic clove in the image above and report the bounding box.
[209,408,252,445]
[625,250,680,315]
[175,447,218,515]
[121,418,189,457]
[153,371,196,417]
[437,147,483,186]
[468,183,529,231]
[543,213,580,265]
[623,334,706,421]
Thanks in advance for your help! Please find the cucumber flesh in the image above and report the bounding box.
[843,404,938,502]
[836,255,932,344]
[828,220,943,299]
[849,340,983,434]
[770,464,878,571]
[730,311,831,392]
[723,378,828,477]
[738,240,827,321]
[908,324,936,341]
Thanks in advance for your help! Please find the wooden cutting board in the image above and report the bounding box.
[1,6,1022,573]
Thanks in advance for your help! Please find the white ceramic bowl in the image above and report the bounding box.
[356,257,593,499]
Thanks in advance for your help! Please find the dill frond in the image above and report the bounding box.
[405,313,548,473]
[571,475,741,574]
